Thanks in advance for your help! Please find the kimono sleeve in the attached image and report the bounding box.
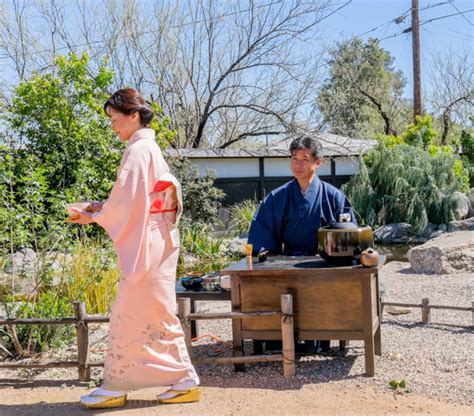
[92,150,151,284]
[247,193,283,255]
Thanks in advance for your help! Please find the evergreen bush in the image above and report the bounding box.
[170,157,225,226]
[343,141,468,234]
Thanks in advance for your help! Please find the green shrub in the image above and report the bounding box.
[1,291,75,356]
[343,142,468,234]
[402,115,437,148]
[460,130,474,187]
[62,240,119,315]
[170,157,225,226]
[231,199,258,236]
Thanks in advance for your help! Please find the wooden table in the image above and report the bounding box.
[221,255,385,376]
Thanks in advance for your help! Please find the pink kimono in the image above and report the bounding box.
[92,128,199,391]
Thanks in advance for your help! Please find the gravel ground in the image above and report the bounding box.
[191,261,474,405]
[1,260,472,414]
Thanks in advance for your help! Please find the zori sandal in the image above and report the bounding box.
[157,386,201,404]
[80,388,127,409]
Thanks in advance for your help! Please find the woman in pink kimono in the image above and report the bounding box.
[70,88,200,409]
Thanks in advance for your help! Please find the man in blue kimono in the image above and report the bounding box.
[248,135,356,256]
[248,135,357,354]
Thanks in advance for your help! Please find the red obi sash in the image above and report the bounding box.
[150,180,177,214]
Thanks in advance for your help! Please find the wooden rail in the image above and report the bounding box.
[0,297,472,380]
[178,295,295,379]
[381,299,474,324]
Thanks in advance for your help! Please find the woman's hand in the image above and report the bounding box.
[67,208,95,224]
[86,201,104,213]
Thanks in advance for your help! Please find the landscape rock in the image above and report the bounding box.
[447,216,474,232]
[3,248,38,275]
[451,191,470,220]
[413,222,447,243]
[468,188,474,218]
[182,254,200,272]
[374,223,412,244]
[226,237,247,255]
[407,231,474,274]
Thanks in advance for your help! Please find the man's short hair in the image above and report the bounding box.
[289,135,323,159]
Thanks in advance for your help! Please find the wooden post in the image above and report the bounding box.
[421,298,430,324]
[178,298,192,356]
[471,301,474,327]
[412,0,422,120]
[73,301,90,382]
[281,294,295,379]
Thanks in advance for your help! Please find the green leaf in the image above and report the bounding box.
[398,379,407,389]
[388,380,399,390]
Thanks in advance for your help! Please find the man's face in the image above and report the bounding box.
[290,148,322,181]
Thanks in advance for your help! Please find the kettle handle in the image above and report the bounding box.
[334,206,364,225]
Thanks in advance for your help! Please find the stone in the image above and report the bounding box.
[182,254,200,272]
[226,237,247,255]
[407,231,474,274]
[447,217,474,233]
[415,223,447,243]
[451,191,470,220]
[384,306,412,315]
[374,223,412,244]
[3,248,38,275]
[468,188,474,218]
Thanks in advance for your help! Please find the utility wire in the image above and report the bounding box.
[356,2,449,38]
[448,0,473,26]
[420,8,474,26]
[379,8,474,41]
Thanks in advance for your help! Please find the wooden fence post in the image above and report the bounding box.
[178,298,192,356]
[421,298,430,324]
[281,294,295,379]
[471,301,474,327]
[73,301,90,382]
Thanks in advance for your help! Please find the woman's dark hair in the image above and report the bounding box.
[289,135,323,159]
[104,88,154,126]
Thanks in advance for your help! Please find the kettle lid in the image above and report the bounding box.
[328,213,357,230]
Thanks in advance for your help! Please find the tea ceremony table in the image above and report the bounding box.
[221,255,385,376]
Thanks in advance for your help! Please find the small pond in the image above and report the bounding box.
[375,244,417,263]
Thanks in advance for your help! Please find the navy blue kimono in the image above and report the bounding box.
[248,177,356,256]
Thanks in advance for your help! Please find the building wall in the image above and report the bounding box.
[189,156,359,206]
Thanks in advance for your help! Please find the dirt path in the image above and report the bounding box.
[0,377,472,416]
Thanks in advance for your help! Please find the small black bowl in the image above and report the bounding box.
[181,276,203,291]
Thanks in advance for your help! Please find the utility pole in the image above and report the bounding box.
[412,0,422,120]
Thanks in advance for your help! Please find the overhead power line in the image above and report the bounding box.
[356,1,450,39]
[378,8,474,41]
[448,0,473,26]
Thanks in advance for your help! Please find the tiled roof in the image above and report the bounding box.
[165,133,377,158]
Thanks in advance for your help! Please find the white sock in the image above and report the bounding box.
[80,387,127,404]
[157,379,199,400]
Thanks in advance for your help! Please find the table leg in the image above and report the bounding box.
[375,272,382,356]
[374,324,382,356]
[364,335,375,377]
[339,340,346,351]
[190,299,197,339]
[231,276,245,372]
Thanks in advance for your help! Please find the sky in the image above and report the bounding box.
[320,0,473,99]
